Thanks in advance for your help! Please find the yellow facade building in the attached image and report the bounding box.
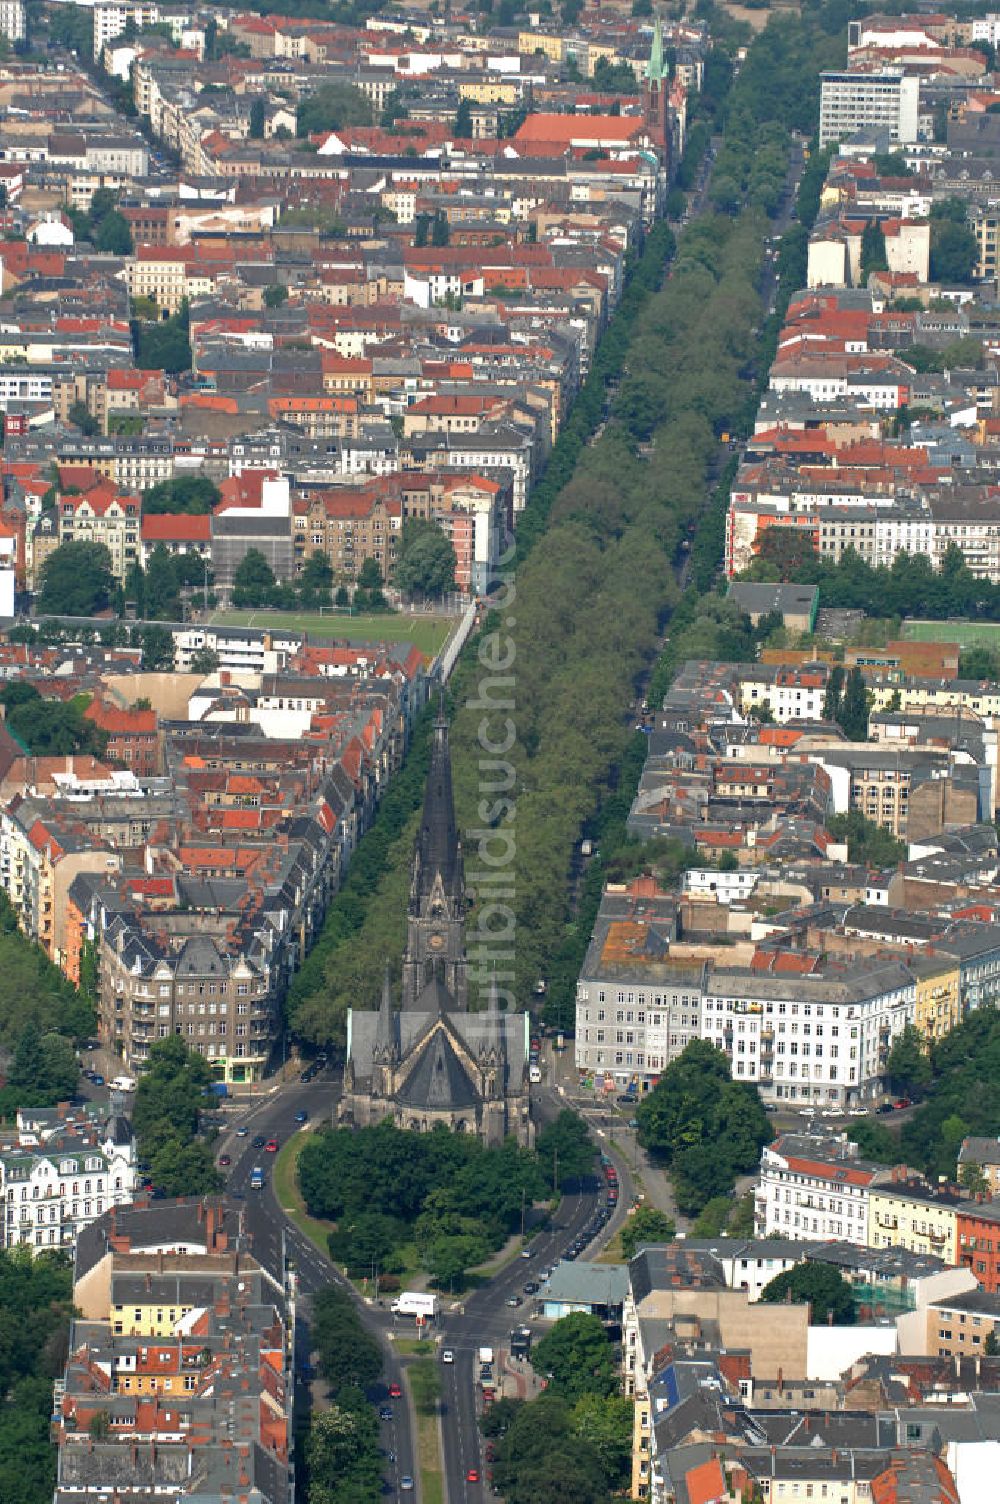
[867,1178,961,1264]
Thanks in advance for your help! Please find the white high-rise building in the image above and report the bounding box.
[819,69,920,149]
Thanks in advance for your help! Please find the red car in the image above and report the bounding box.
[265,1138,279,1153]
[466,1469,480,1483]
[389,1382,402,1398]
[894,1098,912,1110]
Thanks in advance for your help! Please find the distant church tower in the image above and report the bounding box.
[400,697,468,1011]
[643,16,668,154]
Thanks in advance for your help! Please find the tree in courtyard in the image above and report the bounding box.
[232,548,277,608]
[755,525,817,580]
[930,199,979,284]
[394,520,456,600]
[454,96,473,136]
[860,220,888,280]
[761,1262,855,1325]
[37,541,114,616]
[264,283,288,308]
[531,1313,617,1404]
[143,475,220,515]
[296,83,371,138]
[838,665,870,740]
[248,97,266,139]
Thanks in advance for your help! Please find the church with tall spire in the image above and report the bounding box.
[340,698,534,1148]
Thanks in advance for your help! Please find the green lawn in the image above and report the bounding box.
[903,620,1000,649]
[210,608,453,657]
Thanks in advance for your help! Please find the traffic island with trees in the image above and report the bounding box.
[297,1114,590,1290]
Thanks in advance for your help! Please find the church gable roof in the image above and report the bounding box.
[396,1027,480,1112]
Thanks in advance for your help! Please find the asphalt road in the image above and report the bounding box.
[211,1071,621,1503]
[216,1074,421,1500]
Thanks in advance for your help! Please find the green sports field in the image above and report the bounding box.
[902,620,1000,650]
[210,609,454,657]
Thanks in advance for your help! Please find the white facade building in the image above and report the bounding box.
[819,69,921,149]
[755,1131,891,1244]
[1,1109,137,1252]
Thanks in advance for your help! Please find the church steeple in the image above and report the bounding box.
[645,15,665,87]
[401,691,468,1010]
[373,964,398,1063]
[412,690,463,906]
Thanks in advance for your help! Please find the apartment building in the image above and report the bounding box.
[53,1197,293,1504]
[0,1106,136,1253]
[755,1131,892,1244]
[819,69,920,148]
[956,1200,1000,1294]
[867,1176,963,1264]
[574,877,703,1091]
[58,485,141,582]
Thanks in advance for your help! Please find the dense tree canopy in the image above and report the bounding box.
[636,1040,770,1214]
[0,1248,74,1504]
[490,1390,620,1504]
[826,811,905,868]
[143,476,220,516]
[531,1314,617,1404]
[393,520,456,600]
[232,549,278,608]
[297,83,372,138]
[762,1262,855,1324]
[38,541,115,616]
[299,1120,545,1287]
[619,1206,677,1261]
[132,1037,222,1198]
[0,683,107,759]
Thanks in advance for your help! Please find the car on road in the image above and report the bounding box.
[389,1382,402,1398]
[467,1469,480,1483]
[442,1350,454,1364]
[295,1110,308,1123]
[894,1098,912,1110]
[252,1135,267,1148]
[379,1406,393,1421]
[218,1154,231,1167]
[520,1247,533,1259]
[235,1126,248,1137]
[91,1074,104,1086]
[299,1068,313,1083]
[523,1281,538,1294]
[250,1167,265,1190]
[506,1295,521,1307]
[875,1102,894,1114]
[400,1477,414,1492]
[265,1137,279,1153]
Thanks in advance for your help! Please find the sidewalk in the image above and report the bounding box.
[545,1042,687,1230]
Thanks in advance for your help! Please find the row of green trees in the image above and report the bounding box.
[284,4,841,1043]
[743,536,1000,623]
[306,1283,383,1504]
[297,1111,592,1288]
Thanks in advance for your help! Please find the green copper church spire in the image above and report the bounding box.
[646,15,666,87]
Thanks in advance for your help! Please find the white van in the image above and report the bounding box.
[529,1065,542,1084]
